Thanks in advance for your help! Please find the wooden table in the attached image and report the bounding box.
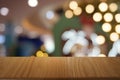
[0,57,120,80]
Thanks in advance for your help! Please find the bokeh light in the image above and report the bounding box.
[93,12,102,22]
[99,2,108,12]
[96,35,105,45]
[69,1,78,10]
[85,4,95,14]
[14,26,23,35]
[65,10,73,19]
[28,0,38,7]
[46,10,55,20]
[0,23,5,32]
[43,53,48,57]
[42,35,55,53]
[115,13,120,23]
[36,51,44,57]
[0,35,5,44]
[0,7,9,16]
[109,3,118,12]
[102,23,112,32]
[104,13,113,22]
[98,54,106,57]
[110,32,119,42]
[73,7,82,16]
[115,24,120,34]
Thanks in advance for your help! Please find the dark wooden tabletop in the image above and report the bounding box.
[0,57,120,80]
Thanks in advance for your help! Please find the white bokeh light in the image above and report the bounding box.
[93,12,102,22]
[73,7,82,16]
[46,10,55,20]
[104,13,113,22]
[99,2,108,12]
[115,13,120,23]
[0,7,9,16]
[109,3,118,12]
[69,1,78,10]
[41,35,55,53]
[65,10,73,19]
[102,23,112,32]
[28,0,38,7]
[0,24,5,32]
[110,32,119,42]
[14,26,23,35]
[115,24,120,34]
[96,35,105,45]
[85,4,95,14]
[0,35,5,44]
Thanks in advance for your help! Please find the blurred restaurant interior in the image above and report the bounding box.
[0,0,120,57]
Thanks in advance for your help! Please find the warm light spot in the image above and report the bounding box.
[99,2,108,12]
[115,13,120,23]
[73,7,82,16]
[110,32,119,42]
[93,12,102,22]
[102,23,112,32]
[46,10,54,20]
[36,51,44,57]
[85,4,95,14]
[115,24,120,34]
[0,7,9,16]
[43,53,48,57]
[69,1,78,10]
[96,35,105,45]
[98,54,106,57]
[65,10,73,19]
[109,3,118,12]
[104,13,113,22]
[28,0,38,7]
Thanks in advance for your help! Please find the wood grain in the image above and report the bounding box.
[0,57,120,79]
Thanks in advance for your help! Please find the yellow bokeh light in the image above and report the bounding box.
[104,13,113,22]
[102,23,112,32]
[115,14,120,23]
[43,53,48,57]
[96,35,105,45]
[115,24,120,34]
[110,32,119,42]
[36,51,44,57]
[65,10,73,19]
[99,2,108,12]
[69,1,78,10]
[85,4,95,14]
[109,3,118,12]
[73,7,82,16]
[93,12,102,22]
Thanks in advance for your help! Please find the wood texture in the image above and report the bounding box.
[0,57,120,79]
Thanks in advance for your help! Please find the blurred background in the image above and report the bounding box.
[0,0,120,57]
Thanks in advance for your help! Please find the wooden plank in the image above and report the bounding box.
[0,57,120,79]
